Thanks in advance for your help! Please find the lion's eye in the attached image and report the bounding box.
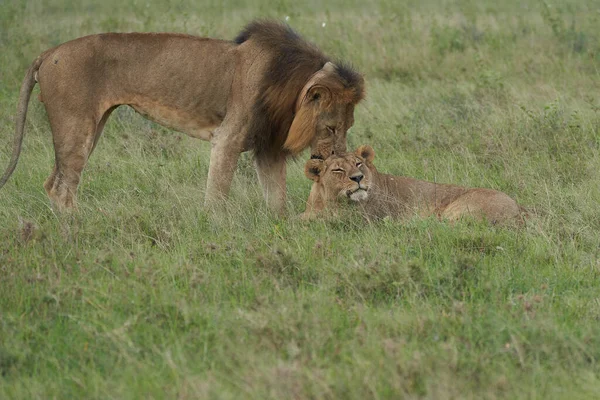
[356,162,363,168]
[332,168,345,173]
[326,126,335,134]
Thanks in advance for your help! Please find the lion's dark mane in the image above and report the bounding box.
[234,20,364,160]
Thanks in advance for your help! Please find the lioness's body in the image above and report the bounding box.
[1,21,364,213]
[357,171,522,222]
[304,146,523,224]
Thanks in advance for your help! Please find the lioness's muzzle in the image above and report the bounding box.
[346,187,367,197]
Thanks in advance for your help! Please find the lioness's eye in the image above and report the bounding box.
[326,126,335,134]
[356,162,363,168]
[332,168,345,173]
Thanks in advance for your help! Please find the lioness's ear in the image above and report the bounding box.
[304,159,325,182]
[355,145,375,163]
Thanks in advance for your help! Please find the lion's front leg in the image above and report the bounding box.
[204,135,243,211]
[255,154,287,216]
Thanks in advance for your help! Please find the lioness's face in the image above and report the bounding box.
[310,103,356,160]
[305,151,372,203]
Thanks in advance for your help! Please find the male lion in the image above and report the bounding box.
[0,20,364,213]
[302,145,525,224]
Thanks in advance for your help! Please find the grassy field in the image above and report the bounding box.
[1,0,599,398]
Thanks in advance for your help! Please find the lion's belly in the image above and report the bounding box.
[130,100,221,141]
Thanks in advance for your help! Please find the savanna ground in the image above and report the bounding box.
[1,0,599,398]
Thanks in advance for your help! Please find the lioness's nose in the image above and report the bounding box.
[350,174,363,183]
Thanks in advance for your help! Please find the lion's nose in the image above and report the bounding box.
[350,174,363,183]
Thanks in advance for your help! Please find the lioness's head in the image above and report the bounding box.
[303,146,375,217]
[284,62,364,159]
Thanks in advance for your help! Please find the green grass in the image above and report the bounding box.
[1,0,600,398]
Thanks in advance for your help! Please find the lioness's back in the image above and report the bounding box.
[439,188,521,223]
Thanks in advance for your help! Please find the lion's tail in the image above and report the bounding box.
[0,55,46,191]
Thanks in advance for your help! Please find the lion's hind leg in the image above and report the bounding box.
[44,114,101,210]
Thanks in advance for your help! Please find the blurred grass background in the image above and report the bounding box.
[1,0,599,398]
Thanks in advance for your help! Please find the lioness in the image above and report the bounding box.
[0,20,364,213]
[303,145,524,224]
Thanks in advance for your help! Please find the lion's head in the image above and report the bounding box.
[238,21,364,162]
[303,145,375,216]
[285,62,364,159]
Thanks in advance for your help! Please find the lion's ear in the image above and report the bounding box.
[304,159,325,182]
[355,145,375,163]
[285,65,335,155]
[285,85,332,155]
[295,63,335,110]
[305,85,332,105]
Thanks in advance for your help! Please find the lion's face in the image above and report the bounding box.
[309,103,355,159]
[304,146,375,206]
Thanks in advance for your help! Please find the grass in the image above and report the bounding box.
[1,0,600,398]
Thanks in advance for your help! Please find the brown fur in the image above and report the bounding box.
[303,145,525,225]
[0,20,364,214]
